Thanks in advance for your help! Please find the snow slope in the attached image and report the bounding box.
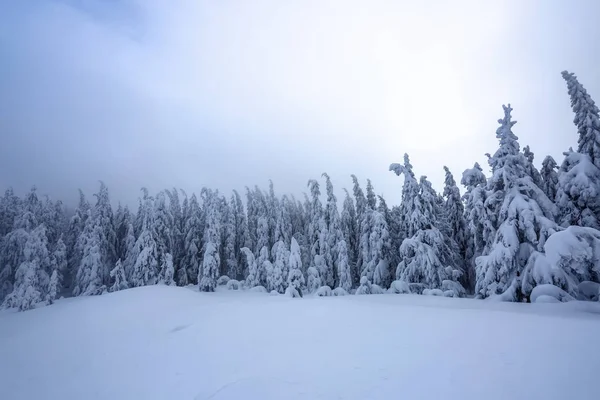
[1,286,599,400]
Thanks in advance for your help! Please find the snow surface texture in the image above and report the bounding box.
[1,286,599,400]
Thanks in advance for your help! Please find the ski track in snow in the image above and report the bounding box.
[1,285,599,400]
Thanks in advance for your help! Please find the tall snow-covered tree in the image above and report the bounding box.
[66,190,90,280]
[73,214,106,296]
[390,159,463,290]
[221,197,238,279]
[475,104,558,301]
[562,70,600,169]
[231,190,249,278]
[165,188,184,277]
[336,240,352,292]
[158,253,175,286]
[199,191,222,292]
[46,269,60,305]
[130,191,158,287]
[181,194,202,285]
[340,189,358,281]
[152,192,174,269]
[287,237,305,291]
[0,188,21,237]
[442,166,468,286]
[91,182,117,284]
[241,247,259,288]
[322,173,342,287]
[540,156,559,202]
[109,259,129,292]
[461,163,491,292]
[307,180,324,271]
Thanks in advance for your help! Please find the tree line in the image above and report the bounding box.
[2,70,600,310]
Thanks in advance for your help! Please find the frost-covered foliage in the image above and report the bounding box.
[46,269,60,305]
[461,162,491,291]
[241,247,260,288]
[256,246,270,288]
[199,192,222,292]
[370,284,385,294]
[340,189,358,280]
[388,280,411,294]
[109,259,129,292]
[390,165,463,291]
[543,226,600,287]
[423,288,444,297]
[306,266,322,294]
[332,287,348,296]
[217,275,230,286]
[530,284,575,303]
[158,253,175,286]
[226,279,241,290]
[336,240,352,292]
[577,281,600,301]
[287,237,305,291]
[555,150,600,229]
[316,285,333,297]
[3,74,600,310]
[284,285,301,298]
[442,167,468,274]
[3,225,51,310]
[181,194,202,286]
[475,105,559,301]
[355,276,371,295]
[562,70,600,169]
[199,242,219,292]
[540,156,559,202]
[250,285,267,293]
[441,280,466,298]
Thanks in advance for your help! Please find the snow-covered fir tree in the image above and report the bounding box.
[109,259,129,292]
[181,194,202,285]
[442,166,468,286]
[340,189,358,284]
[540,156,559,202]
[130,190,158,287]
[46,269,60,305]
[475,104,558,301]
[241,247,259,288]
[562,70,600,169]
[199,191,222,292]
[287,237,305,292]
[306,265,322,293]
[461,162,491,291]
[336,240,352,292]
[158,253,175,286]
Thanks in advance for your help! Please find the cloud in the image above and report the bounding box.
[1,0,599,207]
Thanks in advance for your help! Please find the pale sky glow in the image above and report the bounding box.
[1,0,599,207]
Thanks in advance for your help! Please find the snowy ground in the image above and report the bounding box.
[1,287,600,400]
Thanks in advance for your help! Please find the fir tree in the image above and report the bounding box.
[241,247,259,288]
[46,269,60,305]
[287,237,305,291]
[475,104,558,301]
[540,156,559,202]
[109,259,129,292]
[336,240,352,292]
[562,70,600,168]
[158,253,175,286]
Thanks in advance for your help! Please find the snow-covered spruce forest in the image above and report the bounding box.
[2,70,600,311]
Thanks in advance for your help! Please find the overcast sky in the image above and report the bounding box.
[1,0,599,208]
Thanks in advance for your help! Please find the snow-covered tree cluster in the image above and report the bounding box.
[1,71,600,310]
